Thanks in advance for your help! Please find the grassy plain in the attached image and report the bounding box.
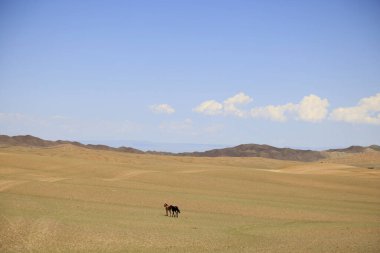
[0,144,379,252]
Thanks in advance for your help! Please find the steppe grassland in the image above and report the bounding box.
[0,145,379,252]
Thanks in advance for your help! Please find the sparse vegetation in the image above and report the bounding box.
[0,145,380,252]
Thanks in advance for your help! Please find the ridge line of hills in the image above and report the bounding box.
[1,134,379,162]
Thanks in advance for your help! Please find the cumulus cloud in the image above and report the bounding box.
[251,94,329,122]
[223,92,253,117]
[251,103,297,122]
[194,92,252,117]
[330,93,380,125]
[193,100,223,115]
[297,94,329,122]
[166,93,380,125]
[224,92,252,105]
[150,104,175,114]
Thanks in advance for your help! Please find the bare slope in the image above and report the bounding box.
[1,134,380,162]
[180,144,326,162]
[0,134,143,154]
[327,145,375,153]
[0,145,379,252]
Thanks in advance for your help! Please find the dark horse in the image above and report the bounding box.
[164,203,181,218]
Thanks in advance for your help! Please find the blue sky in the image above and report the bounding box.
[0,0,379,151]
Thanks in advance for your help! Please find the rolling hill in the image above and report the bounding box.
[0,143,379,252]
[0,135,143,154]
[179,144,326,162]
[1,134,379,162]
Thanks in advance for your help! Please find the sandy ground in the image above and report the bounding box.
[0,145,379,252]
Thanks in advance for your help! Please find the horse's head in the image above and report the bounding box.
[164,203,168,207]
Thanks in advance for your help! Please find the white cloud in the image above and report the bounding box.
[250,94,329,122]
[330,93,380,125]
[194,92,252,117]
[193,100,223,115]
[150,104,175,114]
[192,92,373,124]
[297,94,329,122]
[223,92,253,117]
[251,103,297,122]
[224,92,252,105]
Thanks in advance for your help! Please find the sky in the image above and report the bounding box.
[0,0,379,152]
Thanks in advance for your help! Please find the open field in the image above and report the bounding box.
[0,145,380,252]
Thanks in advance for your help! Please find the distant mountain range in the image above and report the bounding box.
[0,135,143,154]
[177,144,325,162]
[1,134,379,162]
[327,145,380,153]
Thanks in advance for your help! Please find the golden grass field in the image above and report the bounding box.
[0,144,379,252]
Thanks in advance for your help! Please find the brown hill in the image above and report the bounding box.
[369,145,380,151]
[178,144,326,162]
[0,134,54,147]
[1,134,379,162]
[0,135,143,154]
[327,145,367,153]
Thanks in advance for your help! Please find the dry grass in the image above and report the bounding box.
[0,144,379,252]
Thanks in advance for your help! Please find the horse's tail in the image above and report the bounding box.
[178,208,181,213]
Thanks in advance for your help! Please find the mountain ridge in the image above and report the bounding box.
[1,134,379,162]
[0,135,143,154]
[178,143,325,162]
